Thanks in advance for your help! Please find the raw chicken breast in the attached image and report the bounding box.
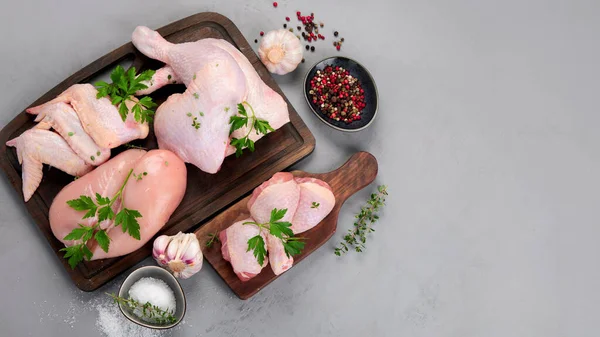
[93,150,186,259]
[50,149,146,243]
[220,218,269,281]
[6,129,93,202]
[290,178,336,234]
[27,84,149,149]
[248,172,300,275]
[49,149,187,260]
[29,102,110,166]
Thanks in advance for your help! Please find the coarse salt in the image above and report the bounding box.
[128,277,176,321]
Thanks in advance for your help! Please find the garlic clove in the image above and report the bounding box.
[152,231,204,279]
[258,29,303,75]
[152,235,172,267]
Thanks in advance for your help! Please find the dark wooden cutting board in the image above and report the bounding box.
[0,12,315,291]
[196,152,378,299]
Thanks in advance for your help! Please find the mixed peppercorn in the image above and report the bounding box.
[254,8,345,53]
[309,66,366,123]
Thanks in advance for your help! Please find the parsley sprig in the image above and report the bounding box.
[95,65,157,123]
[107,293,177,325]
[229,102,274,157]
[243,208,305,265]
[335,185,387,256]
[60,169,142,268]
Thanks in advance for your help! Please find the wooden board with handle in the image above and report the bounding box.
[0,12,315,291]
[196,152,378,300]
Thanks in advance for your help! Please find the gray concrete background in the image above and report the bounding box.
[1,0,599,336]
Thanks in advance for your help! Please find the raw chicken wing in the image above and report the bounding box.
[29,102,110,165]
[27,84,149,149]
[6,129,93,202]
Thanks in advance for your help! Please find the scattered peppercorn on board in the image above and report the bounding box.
[196,152,378,300]
[0,12,315,291]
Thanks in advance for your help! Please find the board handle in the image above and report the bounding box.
[323,151,378,203]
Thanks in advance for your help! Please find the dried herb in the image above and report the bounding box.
[334,185,387,256]
[107,293,177,325]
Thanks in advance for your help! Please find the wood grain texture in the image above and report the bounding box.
[196,152,378,300]
[0,12,315,291]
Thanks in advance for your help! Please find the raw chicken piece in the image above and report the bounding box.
[220,218,269,281]
[27,84,149,149]
[50,149,146,243]
[136,65,180,95]
[93,150,187,259]
[248,172,300,275]
[28,102,110,166]
[290,178,336,234]
[131,26,289,162]
[49,149,187,260]
[6,129,93,202]
[202,39,289,156]
[153,57,245,173]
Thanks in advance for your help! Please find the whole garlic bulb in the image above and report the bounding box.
[258,29,303,75]
[152,232,203,279]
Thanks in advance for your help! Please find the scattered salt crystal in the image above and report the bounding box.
[96,302,165,337]
[128,277,176,320]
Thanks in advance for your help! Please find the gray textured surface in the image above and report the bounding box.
[1,0,599,336]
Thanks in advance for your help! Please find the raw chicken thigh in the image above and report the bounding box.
[49,149,187,260]
[131,26,290,172]
[27,84,149,149]
[220,219,269,281]
[248,172,300,275]
[290,178,336,234]
[6,129,93,202]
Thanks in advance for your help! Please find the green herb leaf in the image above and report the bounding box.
[269,221,294,240]
[270,208,287,223]
[60,245,85,269]
[94,66,156,123]
[282,238,305,258]
[311,202,320,209]
[115,208,141,240]
[97,205,115,222]
[247,235,266,265]
[228,101,274,157]
[62,225,91,241]
[94,230,111,253]
[67,195,97,219]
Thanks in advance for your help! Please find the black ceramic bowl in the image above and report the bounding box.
[303,57,378,132]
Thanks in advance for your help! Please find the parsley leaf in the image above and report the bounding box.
[94,230,111,253]
[115,208,141,240]
[94,65,156,123]
[247,235,267,266]
[311,202,320,209]
[228,102,274,157]
[243,207,306,264]
[67,195,97,219]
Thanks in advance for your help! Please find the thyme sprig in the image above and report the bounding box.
[107,293,177,325]
[205,232,220,248]
[334,185,388,256]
